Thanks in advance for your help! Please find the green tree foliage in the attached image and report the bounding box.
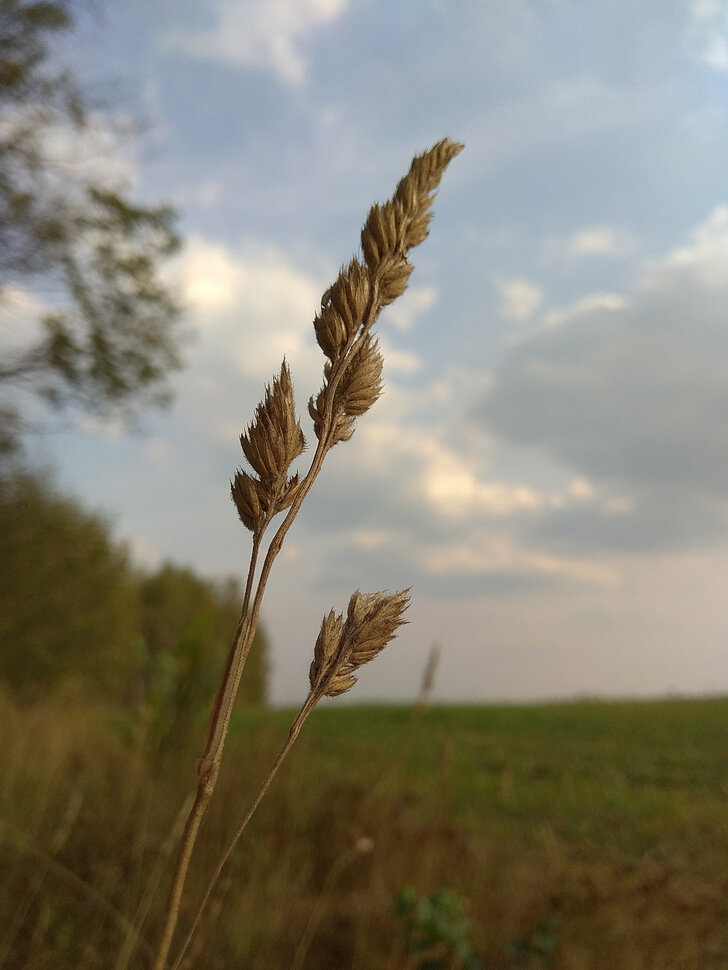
[0,0,182,447]
[0,467,137,698]
[0,468,268,723]
[136,564,268,750]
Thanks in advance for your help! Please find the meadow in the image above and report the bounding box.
[2,689,727,969]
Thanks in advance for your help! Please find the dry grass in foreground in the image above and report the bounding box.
[2,689,728,970]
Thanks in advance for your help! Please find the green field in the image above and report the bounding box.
[2,691,728,969]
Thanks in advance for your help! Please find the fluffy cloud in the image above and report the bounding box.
[386,285,438,331]
[174,234,325,385]
[540,293,626,329]
[566,226,636,259]
[497,278,544,322]
[477,207,728,552]
[167,0,347,85]
[0,285,48,354]
[293,394,620,599]
[689,0,728,73]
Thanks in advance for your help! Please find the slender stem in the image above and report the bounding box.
[169,692,319,970]
[152,466,326,969]
[152,295,379,970]
[195,531,261,777]
[115,793,194,970]
[150,768,217,970]
[151,529,265,970]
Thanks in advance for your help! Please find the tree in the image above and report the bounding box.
[0,0,182,449]
[0,466,138,698]
[0,466,269,719]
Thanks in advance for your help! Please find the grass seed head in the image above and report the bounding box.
[309,608,345,690]
[240,360,305,485]
[310,589,411,698]
[308,139,462,451]
[231,470,267,532]
[234,360,305,530]
[314,259,372,360]
[343,589,411,668]
[336,335,383,417]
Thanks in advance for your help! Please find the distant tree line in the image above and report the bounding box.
[0,466,268,747]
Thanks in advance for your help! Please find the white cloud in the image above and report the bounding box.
[357,419,562,522]
[704,34,728,70]
[178,237,244,313]
[568,477,594,500]
[422,537,619,589]
[479,206,728,552]
[651,205,728,287]
[497,278,544,322]
[377,337,421,375]
[541,225,637,264]
[75,414,127,440]
[167,0,347,86]
[386,285,438,331]
[423,457,543,518]
[351,528,390,550]
[0,285,48,353]
[566,226,635,258]
[689,0,728,73]
[541,292,626,329]
[174,234,324,383]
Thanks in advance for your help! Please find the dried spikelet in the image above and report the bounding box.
[329,412,356,444]
[308,139,462,452]
[343,589,411,668]
[231,468,301,533]
[307,336,382,446]
[231,470,267,532]
[313,306,348,363]
[404,210,432,250]
[360,202,401,268]
[395,138,464,207]
[310,589,410,698]
[240,360,305,485]
[378,259,414,306]
[314,260,371,360]
[309,608,344,689]
[233,360,305,531]
[360,138,463,285]
[307,386,356,445]
[336,335,383,416]
[277,472,301,511]
[324,669,359,697]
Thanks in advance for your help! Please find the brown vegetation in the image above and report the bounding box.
[2,692,727,969]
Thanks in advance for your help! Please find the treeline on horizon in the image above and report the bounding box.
[0,464,268,749]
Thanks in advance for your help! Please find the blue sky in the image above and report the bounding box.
[8,0,728,703]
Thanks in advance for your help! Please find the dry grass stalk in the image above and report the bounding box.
[416,641,442,711]
[150,138,463,970]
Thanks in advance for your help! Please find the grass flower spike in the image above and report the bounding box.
[310,589,411,698]
[232,360,305,533]
[151,139,462,970]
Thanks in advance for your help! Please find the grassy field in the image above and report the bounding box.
[2,690,727,969]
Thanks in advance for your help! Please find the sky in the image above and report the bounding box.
[8,0,728,704]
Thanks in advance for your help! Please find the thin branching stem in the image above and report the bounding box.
[169,692,319,970]
[151,450,329,970]
[149,138,461,970]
